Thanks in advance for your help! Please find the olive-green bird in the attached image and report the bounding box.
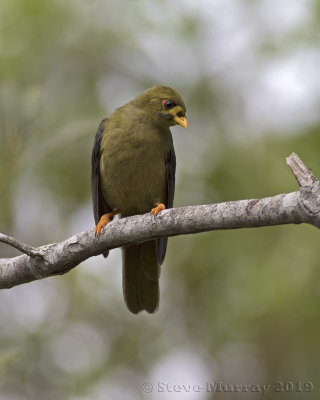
[91,86,187,314]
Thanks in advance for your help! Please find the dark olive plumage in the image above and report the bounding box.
[91,86,187,313]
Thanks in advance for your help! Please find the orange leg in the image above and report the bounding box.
[95,209,121,237]
[151,203,166,216]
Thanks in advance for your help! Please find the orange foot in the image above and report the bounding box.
[151,203,166,216]
[95,209,120,237]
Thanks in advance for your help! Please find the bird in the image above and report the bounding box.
[91,86,187,313]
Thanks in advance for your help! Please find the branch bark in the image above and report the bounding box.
[1,153,319,289]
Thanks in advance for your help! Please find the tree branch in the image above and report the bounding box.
[0,234,42,257]
[1,153,319,289]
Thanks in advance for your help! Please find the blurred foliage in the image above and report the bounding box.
[1,0,320,399]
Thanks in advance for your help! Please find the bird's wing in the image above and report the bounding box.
[91,119,113,225]
[157,142,176,265]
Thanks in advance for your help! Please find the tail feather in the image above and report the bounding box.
[122,240,160,314]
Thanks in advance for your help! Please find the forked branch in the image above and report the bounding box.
[0,153,319,289]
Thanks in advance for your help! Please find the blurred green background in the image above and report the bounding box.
[1,0,320,399]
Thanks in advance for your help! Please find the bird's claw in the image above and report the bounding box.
[94,210,121,237]
[151,203,166,216]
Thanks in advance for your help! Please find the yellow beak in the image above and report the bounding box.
[173,115,188,129]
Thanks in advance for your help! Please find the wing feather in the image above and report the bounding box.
[91,119,112,225]
[157,140,176,264]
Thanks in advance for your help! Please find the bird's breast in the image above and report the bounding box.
[100,125,171,216]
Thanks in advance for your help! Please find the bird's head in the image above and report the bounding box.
[131,86,187,129]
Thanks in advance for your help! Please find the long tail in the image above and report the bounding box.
[122,240,160,313]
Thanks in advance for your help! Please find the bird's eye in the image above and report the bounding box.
[162,99,176,110]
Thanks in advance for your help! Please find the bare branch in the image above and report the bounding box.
[286,152,315,187]
[0,153,319,289]
[0,234,42,257]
